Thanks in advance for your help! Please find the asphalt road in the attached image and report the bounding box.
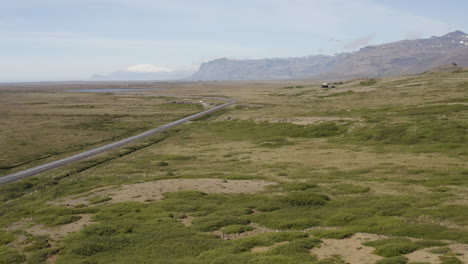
[0,97,235,186]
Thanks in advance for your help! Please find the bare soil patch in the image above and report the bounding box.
[406,247,442,264]
[450,244,468,263]
[310,232,386,264]
[60,179,277,205]
[177,216,194,227]
[7,214,93,241]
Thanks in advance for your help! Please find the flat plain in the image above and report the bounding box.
[0,70,467,264]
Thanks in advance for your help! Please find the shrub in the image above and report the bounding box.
[374,243,420,257]
[332,184,370,194]
[82,224,118,236]
[270,238,321,255]
[69,237,129,256]
[280,192,330,206]
[275,218,321,230]
[158,161,169,166]
[414,240,447,248]
[317,256,347,263]
[192,216,250,232]
[375,256,408,264]
[311,229,354,239]
[364,238,420,257]
[440,256,463,264]
[281,183,318,191]
[428,247,450,254]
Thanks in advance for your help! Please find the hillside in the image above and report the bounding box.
[188,31,468,81]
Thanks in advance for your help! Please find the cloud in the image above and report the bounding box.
[344,33,377,49]
[126,64,173,73]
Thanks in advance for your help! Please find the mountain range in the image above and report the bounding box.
[187,31,468,81]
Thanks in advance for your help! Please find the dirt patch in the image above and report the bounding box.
[251,241,289,253]
[253,116,360,125]
[450,244,468,263]
[46,254,59,264]
[60,179,277,206]
[178,216,194,227]
[8,214,93,241]
[406,247,441,263]
[310,232,387,264]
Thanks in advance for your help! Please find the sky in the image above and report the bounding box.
[0,0,467,82]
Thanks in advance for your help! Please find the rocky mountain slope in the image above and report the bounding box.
[188,31,468,81]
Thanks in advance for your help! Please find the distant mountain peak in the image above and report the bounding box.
[442,30,467,38]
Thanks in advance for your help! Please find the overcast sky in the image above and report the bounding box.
[0,0,466,81]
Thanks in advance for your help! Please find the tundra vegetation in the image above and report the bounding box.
[0,70,467,264]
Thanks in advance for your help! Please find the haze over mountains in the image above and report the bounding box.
[91,31,468,81]
[90,64,192,81]
[188,31,468,81]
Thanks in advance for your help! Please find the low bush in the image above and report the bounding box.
[280,192,330,206]
[364,238,420,257]
[281,182,318,191]
[310,229,354,239]
[375,256,408,264]
[331,184,370,195]
[374,243,420,257]
[440,256,463,264]
[429,247,451,254]
[192,216,250,232]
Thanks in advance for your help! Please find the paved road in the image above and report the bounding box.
[0,97,235,186]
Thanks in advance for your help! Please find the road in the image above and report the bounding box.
[0,97,235,186]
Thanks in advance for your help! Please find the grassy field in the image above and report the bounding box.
[0,70,467,264]
[0,84,209,176]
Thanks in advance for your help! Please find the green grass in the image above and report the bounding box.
[0,246,26,264]
[203,121,349,144]
[329,184,370,195]
[440,256,463,264]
